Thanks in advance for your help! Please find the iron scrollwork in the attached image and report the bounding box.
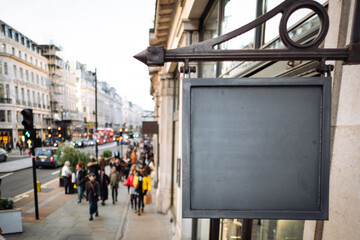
[134,0,360,68]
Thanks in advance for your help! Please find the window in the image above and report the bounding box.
[30,57,33,64]
[15,86,19,104]
[4,62,8,75]
[20,68,23,79]
[35,59,38,66]
[0,61,2,74]
[42,94,45,108]
[26,70,29,81]
[19,51,22,59]
[27,90,31,106]
[13,65,17,78]
[41,77,44,86]
[40,62,42,69]
[32,91,35,107]
[12,47,15,55]
[0,111,5,122]
[25,54,28,61]
[200,0,220,78]
[46,95,49,108]
[6,84,10,99]
[7,110,12,122]
[36,75,39,85]
[21,88,25,105]
[37,92,41,108]
[1,43,6,53]
[0,84,4,98]
[31,72,34,83]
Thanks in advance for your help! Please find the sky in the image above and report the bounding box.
[0,0,156,111]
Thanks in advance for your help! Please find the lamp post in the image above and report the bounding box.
[94,69,98,160]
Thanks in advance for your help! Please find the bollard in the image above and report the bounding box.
[36,181,41,192]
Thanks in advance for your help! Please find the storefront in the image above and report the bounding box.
[147,0,360,239]
[0,129,12,149]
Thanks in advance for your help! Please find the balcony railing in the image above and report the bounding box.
[0,98,12,104]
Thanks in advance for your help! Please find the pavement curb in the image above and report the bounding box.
[115,195,130,240]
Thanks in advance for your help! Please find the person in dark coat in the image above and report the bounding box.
[99,169,109,206]
[87,157,100,182]
[85,173,101,221]
[76,162,86,204]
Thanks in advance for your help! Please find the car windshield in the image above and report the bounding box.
[36,149,52,156]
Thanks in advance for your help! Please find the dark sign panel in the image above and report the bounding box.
[142,121,159,134]
[182,77,331,220]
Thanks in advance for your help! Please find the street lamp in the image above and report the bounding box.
[94,69,98,159]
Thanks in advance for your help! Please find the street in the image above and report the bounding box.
[0,142,128,199]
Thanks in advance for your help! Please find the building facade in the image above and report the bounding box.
[70,61,124,137]
[0,20,51,148]
[0,19,143,146]
[147,0,360,239]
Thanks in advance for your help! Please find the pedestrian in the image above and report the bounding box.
[130,149,137,164]
[109,157,116,169]
[85,173,101,221]
[22,142,26,155]
[115,158,122,175]
[76,162,86,204]
[109,166,120,204]
[62,161,71,194]
[124,165,137,212]
[133,164,151,216]
[99,169,109,206]
[18,141,22,155]
[98,156,106,170]
[87,157,100,182]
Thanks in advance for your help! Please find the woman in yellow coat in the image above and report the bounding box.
[133,165,151,216]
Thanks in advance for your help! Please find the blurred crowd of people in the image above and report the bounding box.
[61,139,154,221]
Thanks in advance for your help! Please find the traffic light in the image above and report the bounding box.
[21,109,34,129]
[119,128,123,137]
[47,126,52,138]
[57,126,62,138]
[23,129,35,149]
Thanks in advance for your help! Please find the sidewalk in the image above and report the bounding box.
[4,174,173,240]
[122,193,173,240]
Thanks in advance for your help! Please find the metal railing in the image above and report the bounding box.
[0,98,12,104]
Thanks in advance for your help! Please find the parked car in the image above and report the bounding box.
[35,147,60,168]
[0,148,8,162]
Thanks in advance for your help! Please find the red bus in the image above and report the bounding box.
[93,128,114,144]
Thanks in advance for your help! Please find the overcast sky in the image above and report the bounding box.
[0,0,156,111]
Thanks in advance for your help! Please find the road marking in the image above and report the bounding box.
[0,172,13,178]
[25,191,63,213]
[13,178,59,202]
[51,170,60,175]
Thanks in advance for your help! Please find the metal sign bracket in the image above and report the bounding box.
[135,0,360,69]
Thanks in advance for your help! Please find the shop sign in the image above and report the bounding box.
[182,77,331,220]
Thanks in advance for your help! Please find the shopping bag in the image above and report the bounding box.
[144,194,152,205]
